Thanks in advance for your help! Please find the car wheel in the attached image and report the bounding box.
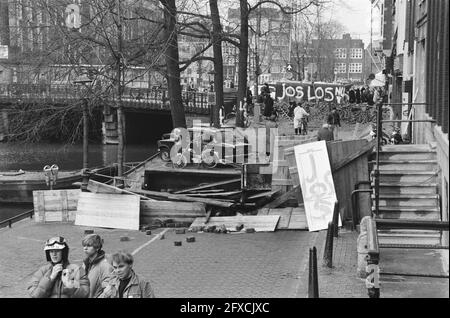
[173,154,187,169]
[160,149,171,162]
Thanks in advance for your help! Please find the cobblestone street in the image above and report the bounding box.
[0,219,322,298]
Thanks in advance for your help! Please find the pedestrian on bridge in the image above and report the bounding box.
[27,236,90,298]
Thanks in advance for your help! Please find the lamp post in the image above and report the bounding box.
[74,76,93,191]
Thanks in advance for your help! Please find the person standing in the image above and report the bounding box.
[28,236,90,298]
[100,251,155,298]
[327,107,341,140]
[317,123,334,141]
[263,94,274,118]
[82,234,114,298]
[293,103,309,135]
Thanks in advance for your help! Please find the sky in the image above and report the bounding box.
[322,0,373,46]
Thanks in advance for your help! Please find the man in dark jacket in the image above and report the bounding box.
[263,94,274,118]
[317,124,334,142]
[327,107,341,140]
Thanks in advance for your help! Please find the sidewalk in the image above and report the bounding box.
[1,218,447,298]
[312,229,449,298]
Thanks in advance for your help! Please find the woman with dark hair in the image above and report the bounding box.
[27,236,89,298]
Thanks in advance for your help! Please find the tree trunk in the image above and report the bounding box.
[116,0,125,180]
[0,0,10,46]
[209,0,223,128]
[161,0,186,129]
[236,0,249,128]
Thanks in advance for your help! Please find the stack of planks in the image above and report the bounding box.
[271,134,317,200]
[33,189,81,223]
[257,206,307,230]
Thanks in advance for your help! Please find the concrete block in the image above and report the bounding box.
[84,229,94,235]
[186,237,196,243]
[174,241,182,246]
[246,228,256,233]
[145,230,152,235]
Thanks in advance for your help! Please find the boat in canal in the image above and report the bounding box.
[0,165,117,203]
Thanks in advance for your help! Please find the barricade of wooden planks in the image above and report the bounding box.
[285,139,375,223]
[271,135,317,203]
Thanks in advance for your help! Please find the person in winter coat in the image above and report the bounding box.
[327,107,341,140]
[100,251,155,298]
[317,123,334,142]
[82,234,114,298]
[27,236,90,298]
[293,103,309,135]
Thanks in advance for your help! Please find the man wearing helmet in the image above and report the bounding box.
[27,236,90,298]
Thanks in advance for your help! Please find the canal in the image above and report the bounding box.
[0,142,158,222]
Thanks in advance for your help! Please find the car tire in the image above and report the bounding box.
[160,148,171,162]
[173,154,187,169]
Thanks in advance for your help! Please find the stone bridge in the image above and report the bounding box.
[0,84,214,144]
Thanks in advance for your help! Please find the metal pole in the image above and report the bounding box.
[82,98,89,190]
[308,247,319,298]
[374,100,382,217]
[332,201,339,237]
[323,223,334,268]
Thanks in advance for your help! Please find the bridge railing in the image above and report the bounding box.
[0,84,213,114]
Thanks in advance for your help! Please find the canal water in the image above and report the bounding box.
[0,142,158,222]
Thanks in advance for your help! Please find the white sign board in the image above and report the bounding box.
[294,141,340,232]
[0,45,8,59]
[75,192,140,230]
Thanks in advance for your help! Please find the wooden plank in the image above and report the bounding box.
[268,208,293,229]
[33,190,80,223]
[75,192,140,230]
[133,189,234,208]
[288,207,308,230]
[184,191,242,198]
[140,200,205,223]
[247,190,280,200]
[262,187,300,209]
[257,208,270,216]
[189,215,280,233]
[88,179,155,201]
[271,179,294,186]
[331,139,376,172]
[174,178,241,195]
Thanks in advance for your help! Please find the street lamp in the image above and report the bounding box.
[73,75,93,191]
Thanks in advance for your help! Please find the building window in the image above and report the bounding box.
[334,63,347,74]
[335,48,347,59]
[349,63,362,73]
[350,48,363,59]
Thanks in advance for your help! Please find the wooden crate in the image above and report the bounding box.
[272,135,316,196]
[33,190,81,223]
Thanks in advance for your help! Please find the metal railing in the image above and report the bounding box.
[0,84,213,114]
[0,209,34,229]
[372,102,436,221]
